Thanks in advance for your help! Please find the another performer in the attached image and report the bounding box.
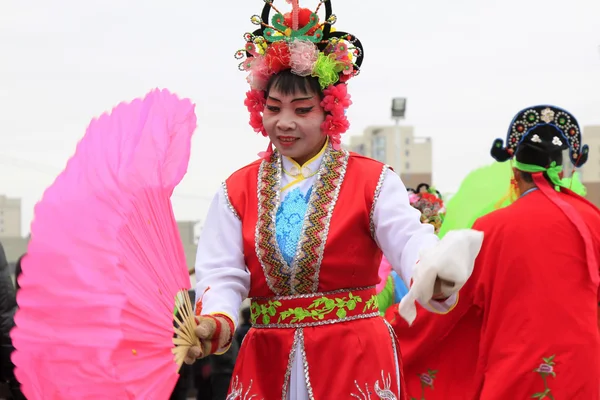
[391,105,599,399]
[406,184,445,234]
[184,1,483,399]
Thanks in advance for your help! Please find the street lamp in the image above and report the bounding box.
[391,98,407,120]
[391,98,407,175]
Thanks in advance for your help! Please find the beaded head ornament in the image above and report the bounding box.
[490,105,589,167]
[237,0,364,158]
[406,183,445,233]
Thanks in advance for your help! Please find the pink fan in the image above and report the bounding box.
[10,88,199,399]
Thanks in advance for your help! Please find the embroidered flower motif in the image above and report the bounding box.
[409,369,437,400]
[552,136,563,146]
[536,364,554,374]
[531,355,556,400]
[226,376,259,400]
[351,371,398,400]
[531,134,542,143]
[420,373,434,386]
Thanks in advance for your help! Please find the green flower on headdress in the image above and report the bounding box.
[312,53,341,89]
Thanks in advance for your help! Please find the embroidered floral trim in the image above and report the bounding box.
[292,148,348,293]
[409,369,437,400]
[249,292,379,325]
[370,164,390,242]
[281,329,301,400]
[255,146,348,295]
[222,181,241,220]
[226,376,261,400]
[351,371,398,400]
[298,328,316,400]
[531,355,556,400]
[254,155,288,294]
[250,299,281,325]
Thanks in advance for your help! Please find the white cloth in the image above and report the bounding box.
[398,229,484,325]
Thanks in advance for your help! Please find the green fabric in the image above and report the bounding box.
[437,161,588,240]
[438,161,513,238]
[513,160,563,191]
[561,171,586,196]
[377,276,395,316]
[514,160,587,196]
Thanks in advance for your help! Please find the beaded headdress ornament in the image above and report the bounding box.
[490,105,589,167]
[237,0,365,158]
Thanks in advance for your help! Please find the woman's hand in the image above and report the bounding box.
[183,314,233,365]
[432,277,455,300]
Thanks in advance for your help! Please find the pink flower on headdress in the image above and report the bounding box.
[321,84,352,116]
[244,90,267,137]
[244,55,270,91]
[320,84,352,149]
[408,193,419,204]
[249,112,266,136]
[289,39,319,77]
[244,89,265,113]
[321,114,350,150]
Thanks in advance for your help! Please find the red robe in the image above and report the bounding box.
[389,189,600,399]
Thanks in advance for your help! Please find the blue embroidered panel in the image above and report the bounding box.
[275,187,312,265]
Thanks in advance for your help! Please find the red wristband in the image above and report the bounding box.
[213,313,235,349]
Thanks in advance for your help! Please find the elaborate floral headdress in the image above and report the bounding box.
[237,0,365,158]
[407,183,445,232]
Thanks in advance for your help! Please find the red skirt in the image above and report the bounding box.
[226,287,407,399]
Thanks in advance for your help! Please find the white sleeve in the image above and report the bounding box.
[194,184,250,328]
[373,169,457,312]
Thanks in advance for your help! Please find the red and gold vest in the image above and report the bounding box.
[225,148,390,297]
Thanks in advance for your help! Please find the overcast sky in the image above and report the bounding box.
[1,0,599,234]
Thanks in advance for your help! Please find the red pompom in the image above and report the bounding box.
[265,41,291,74]
[283,8,319,35]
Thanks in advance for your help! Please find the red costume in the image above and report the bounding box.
[390,105,600,399]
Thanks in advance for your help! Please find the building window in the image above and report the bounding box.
[405,162,410,170]
[405,149,410,157]
[405,138,410,145]
[372,135,387,163]
[355,144,366,156]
